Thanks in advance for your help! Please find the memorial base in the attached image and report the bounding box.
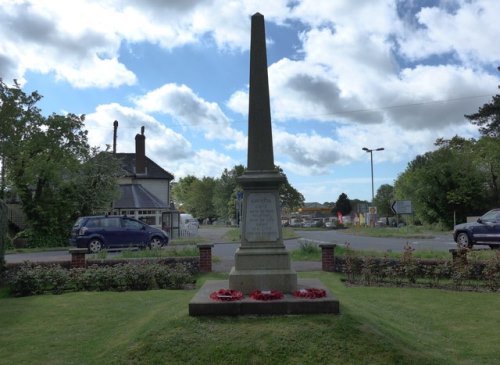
[189,279,339,316]
[229,246,297,293]
[229,267,297,294]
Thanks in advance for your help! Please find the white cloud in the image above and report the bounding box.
[174,149,238,179]
[274,129,344,175]
[84,102,240,181]
[85,103,193,161]
[134,83,247,149]
[399,0,500,65]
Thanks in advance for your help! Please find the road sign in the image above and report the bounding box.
[391,200,412,214]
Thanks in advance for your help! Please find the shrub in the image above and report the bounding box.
[7,262,195,297]
[7,263,70,296]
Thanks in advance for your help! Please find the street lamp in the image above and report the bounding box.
[362,147,384,203]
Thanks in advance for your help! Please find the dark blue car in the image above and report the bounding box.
[453,209,500,249]
[70,215,169,253]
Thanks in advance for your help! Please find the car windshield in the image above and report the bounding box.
[481,210,500,223]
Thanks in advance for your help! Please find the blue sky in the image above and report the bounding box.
[1,0,499,203]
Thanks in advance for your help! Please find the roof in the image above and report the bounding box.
[113,184,168,209]
[115,153,174,180]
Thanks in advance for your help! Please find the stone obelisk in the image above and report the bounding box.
[229,13,297,294]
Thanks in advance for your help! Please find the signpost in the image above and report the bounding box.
[391,200,412,226]
[391,200,412,215]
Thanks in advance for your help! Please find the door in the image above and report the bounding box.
[121,217,148,248]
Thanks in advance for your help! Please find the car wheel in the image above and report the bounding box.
[489,244,499,250]
[88,239,103,253]
[149,237,163,249]
[456,232,472,249]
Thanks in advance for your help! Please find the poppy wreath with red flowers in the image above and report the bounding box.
[209,289,244,302]
[249,290,284,301]
[293,288,327,299]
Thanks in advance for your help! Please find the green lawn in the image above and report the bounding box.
[1,272,498,365]
[343,225,451,239]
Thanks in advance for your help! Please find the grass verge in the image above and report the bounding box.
[343,225,451,239]
[224,227,298,242]
[290,242,497,261]
[0,272,498,365]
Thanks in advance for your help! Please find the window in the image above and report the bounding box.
[103,217,121,228]
[123,218,143,229]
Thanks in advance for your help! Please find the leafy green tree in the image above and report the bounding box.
[71,148,122,218]
[373,184,394,217]
[394,136,487,228]
[212,165,244,221]
[171,175,199,211]
[189,177,217,220]
[465,94,500,137]
[474,136,500,206]
[276,166,305,213]
[334,193,351,215]
[0,80,120,241]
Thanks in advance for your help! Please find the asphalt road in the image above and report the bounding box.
[4,227,457,266]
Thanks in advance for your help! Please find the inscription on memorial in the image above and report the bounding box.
[244,192,279,242]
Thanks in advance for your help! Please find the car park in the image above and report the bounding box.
[453,208,500,249]
[70,215,169,253]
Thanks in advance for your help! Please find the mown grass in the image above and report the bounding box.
[117,246,199,259]
[0,272,498,365]
[224,227,298,242]
[343,225,450,239]
[290,242,497,261]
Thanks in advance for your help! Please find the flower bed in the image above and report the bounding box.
[293,288,327,299]
[209,289,243,301]
[249,290,283,301]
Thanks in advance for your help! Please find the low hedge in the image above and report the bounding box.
[6,262,195,297]
[336,248,500,291]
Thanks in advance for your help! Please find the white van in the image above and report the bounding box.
[180,214,199,228]
[179,214,199,237]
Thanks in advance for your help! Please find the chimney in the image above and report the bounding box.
[135,126,146,174]
[113,120,118,154]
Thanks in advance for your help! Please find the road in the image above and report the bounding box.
[4,227,457,266]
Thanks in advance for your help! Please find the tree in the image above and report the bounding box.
[171,175,199,211]
[276,166,305,212]
[373,184,394,217]
[71,148,122,218]
[394,136,488,228]
[212,165,244,221]
[189,177,217,220]
[465,95,500,137]
[334,193,351,215]
[0,80,120,241]
[465,67,500,137]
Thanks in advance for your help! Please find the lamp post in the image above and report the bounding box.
[362,147,384,203]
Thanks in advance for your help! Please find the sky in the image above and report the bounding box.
[1,0,499,204]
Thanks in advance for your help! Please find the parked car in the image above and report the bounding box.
[70,215,169,253]
[453,209,500,249]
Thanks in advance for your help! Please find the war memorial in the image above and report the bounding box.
[189,13,339,316]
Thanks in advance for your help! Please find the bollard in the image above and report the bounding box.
[449,248,468,266]
[319,243,337,272]
[69,248,88,269]
[197,244,214,272]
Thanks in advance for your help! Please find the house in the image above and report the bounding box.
[110,123,174,228]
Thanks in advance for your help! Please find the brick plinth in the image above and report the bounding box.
[69,248,88,269]
[449,248,468,265]
[197,244,214,272]
[319,244,337,272]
